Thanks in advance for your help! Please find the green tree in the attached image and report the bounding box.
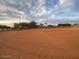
[29,21,37,28]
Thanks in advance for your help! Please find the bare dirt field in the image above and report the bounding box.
[0,28,79,59]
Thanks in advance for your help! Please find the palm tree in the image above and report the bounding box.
[45,22,47,27]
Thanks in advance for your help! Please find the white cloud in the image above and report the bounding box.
[0,18,30,27]
[59,0,79,8]
[0,0,79,25]
[0,4,8,12]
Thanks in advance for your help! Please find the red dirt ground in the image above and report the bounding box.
[0,28,79,59]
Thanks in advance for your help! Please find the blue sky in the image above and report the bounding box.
[0,0,79,26]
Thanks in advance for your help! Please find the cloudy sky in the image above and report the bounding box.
[0,0,79,26]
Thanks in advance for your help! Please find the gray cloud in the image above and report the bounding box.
[0,0,79,25]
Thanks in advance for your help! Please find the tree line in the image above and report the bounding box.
[0,21,79,31]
